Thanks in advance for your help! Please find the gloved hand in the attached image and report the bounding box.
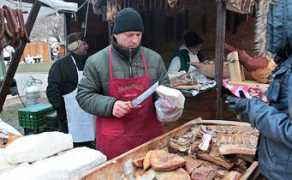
[225,96,248,113]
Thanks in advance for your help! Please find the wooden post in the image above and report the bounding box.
[106,0,117,44]
[215,0,226,119]
[107,21,113,44]
[0,0,42,112]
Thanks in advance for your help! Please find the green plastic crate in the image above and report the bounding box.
[18,103,54,129]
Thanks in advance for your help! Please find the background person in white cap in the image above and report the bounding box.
[77,8,170,159]
[47,32,95,148]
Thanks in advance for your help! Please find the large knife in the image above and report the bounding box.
[131,82,159,107]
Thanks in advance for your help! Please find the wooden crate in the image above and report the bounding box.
[227,51,245,82]
[83,118,259,180]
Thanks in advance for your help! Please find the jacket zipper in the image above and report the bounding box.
[129,49,133,77]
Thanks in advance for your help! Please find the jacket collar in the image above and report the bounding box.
[69,52,87,70]
[111,39,141,62]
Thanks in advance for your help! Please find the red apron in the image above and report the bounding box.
[96,47,162,159]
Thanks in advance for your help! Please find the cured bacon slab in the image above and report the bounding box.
[211,126,258,156]
[191,166,217,180]
[184,156,205,174]
[150,150,186,171]
[197,153,234,170]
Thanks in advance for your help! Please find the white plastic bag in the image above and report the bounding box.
[155,85,185,122]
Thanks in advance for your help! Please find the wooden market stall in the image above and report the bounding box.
[62,0,258,124]
[0,0,265,179]
[63,1,260,179]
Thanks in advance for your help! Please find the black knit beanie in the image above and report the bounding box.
[184,31,204,48]
[112,8,144,34]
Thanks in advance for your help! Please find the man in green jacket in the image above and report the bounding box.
[77,8,169,159]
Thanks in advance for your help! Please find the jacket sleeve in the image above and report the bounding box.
[153,56,170,101]
[158,56,170,86]
[243,98,292,149]
[198,51,208,62]
[46,62,63,109]
[76,56,116,117]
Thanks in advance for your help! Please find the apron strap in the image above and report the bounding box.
[140,50,149,75]
[71,55,83,82]
[108,47,114,81]
[71,55,79,72]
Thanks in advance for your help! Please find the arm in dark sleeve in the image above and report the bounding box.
[243,98,292,149]
[198,51,208,62]
[46,62,63,109]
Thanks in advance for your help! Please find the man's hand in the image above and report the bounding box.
[112,100,132,118]
[225,96,248,113]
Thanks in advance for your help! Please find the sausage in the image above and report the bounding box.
[15,10,23,38]
[3,6,19,33]
[3,8,14,39]
[3,7,16,39]
[12,9,21,39]
[16,9,29,42]
[3,6,19,40]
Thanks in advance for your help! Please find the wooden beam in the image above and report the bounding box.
[215,0,226,119]
[7,0,35,3]
[0,0,42,112]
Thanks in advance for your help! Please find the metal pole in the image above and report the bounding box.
[215,0,226,119]
[0,0,42,112]
[64,13,68,55]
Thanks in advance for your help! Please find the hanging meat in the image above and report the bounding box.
[225,0,256,14]
[225,43,276,83]
[106,0,121,22]
[0,5,29,50]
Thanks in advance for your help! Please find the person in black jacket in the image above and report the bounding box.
[46,32,91,144]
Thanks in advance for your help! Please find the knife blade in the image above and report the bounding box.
[131,82,159,107]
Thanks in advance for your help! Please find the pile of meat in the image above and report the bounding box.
[169,71,198,88]
[127,125,259,180]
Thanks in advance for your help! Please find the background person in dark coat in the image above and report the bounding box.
[46,32,94,148]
